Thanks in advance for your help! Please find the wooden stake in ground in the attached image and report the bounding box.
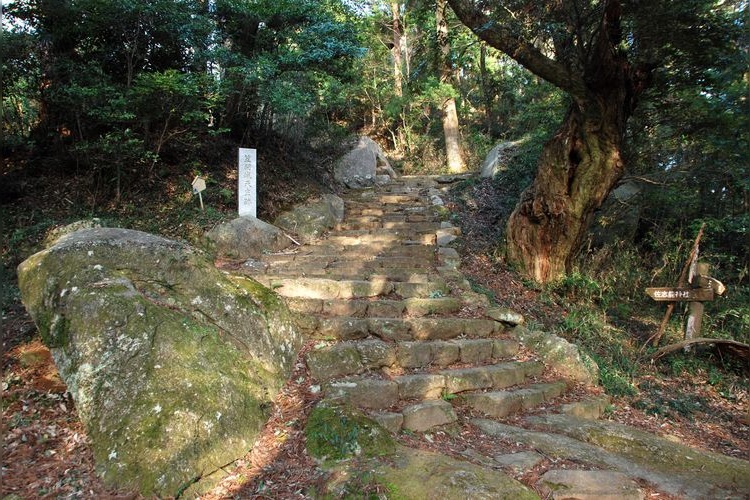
[646,223,705,347]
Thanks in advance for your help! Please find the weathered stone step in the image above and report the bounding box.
[286,296,464,318]
[559,394,611,420]
[380,213,436,223]
[321,361,544,410]
[336,220,442,233]
[258,244,436,264]
[324,233,434,246]
[254,277,448,300]
[332,228,437,239]
[475,415,750,498]
[462,381,568,418]
[306,338,521,381]
[324,256,434,271]
[257,269,440,283]
[300,316,504,341]
[345,194,426,206]
[245,264,440,281]
[343,206,432,218]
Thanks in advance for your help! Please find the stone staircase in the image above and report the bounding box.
[219,175,750,499]
[238,176,585,433]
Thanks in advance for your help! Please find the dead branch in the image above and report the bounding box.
[650,337,750,361]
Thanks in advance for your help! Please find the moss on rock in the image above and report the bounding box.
[322,445,539,499]
[16,228,304,496]
[305,402,396,462]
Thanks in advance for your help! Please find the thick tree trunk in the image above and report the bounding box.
[506,93,628,282]
[436,0,466,173]
[446,0,650,282]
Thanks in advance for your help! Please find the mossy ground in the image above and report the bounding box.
[305,403,396,462]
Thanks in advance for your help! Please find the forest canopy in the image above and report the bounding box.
[2,0,748,341]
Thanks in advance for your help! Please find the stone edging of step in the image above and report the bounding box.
[508,325,599,387]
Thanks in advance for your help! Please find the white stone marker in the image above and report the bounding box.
[238,148,257,217]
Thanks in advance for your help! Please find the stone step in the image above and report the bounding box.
[255,277,448,300]
[336,220,442,233]
[245,266,441,282]
[300,316,504,341]
[332,227,437,238]
[259,269,441,282]
[324,256,434,271]
[462,381,568,418]
[256,254,435,273]
[324,233,435,246]
[285,296,464,318]
[323,361,548,416]
[345,194,427,207]
[401,400,457,432]
[258,244,437,262]
[341,210,436,220]
[558,394,611,420]
[380,213,436,223]
[306,338,521,381]
[321,361,544,410]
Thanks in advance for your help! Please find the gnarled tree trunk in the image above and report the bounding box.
[506,95,628,281]
[447,0,651,282]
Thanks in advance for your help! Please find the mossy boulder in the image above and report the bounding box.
[511,326,599,386]
[203,216,292,260]
[274,194,344,244]
[305,401,396,462]
[16,228,303,497]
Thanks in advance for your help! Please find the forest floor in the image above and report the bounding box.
[2,167,748,498]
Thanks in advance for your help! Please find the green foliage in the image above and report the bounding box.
[3,0,364,196]
[632,391,708,421]
[556,307,639,396]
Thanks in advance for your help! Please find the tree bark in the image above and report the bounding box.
[391,2,403,98]
[506,96,628,281]
[447,0,651,281]
[479,43,494,136]
[437,0,466,173]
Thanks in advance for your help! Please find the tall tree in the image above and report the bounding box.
[446,0,735,282]
[436,0,465,172]
[391,2,404,98]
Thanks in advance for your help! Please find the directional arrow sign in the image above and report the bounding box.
[645,287,714,302]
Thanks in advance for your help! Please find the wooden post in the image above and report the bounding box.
[648,223,705,347]
[685,262,710,349]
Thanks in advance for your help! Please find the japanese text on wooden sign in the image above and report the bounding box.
[645,287,714,302]
[238,148,257,217]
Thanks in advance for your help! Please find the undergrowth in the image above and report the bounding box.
[547,241,749,407]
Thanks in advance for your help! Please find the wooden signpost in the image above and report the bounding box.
[191,176,206,210]
[645,287,714,302]
[645,259,725,347]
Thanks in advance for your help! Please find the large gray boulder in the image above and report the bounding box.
[480,141,520,178]
[17,228,303,497]
[204,216,292,260]
[589,180,643,247]
[274,193,344,243]
[334,137,397,188]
